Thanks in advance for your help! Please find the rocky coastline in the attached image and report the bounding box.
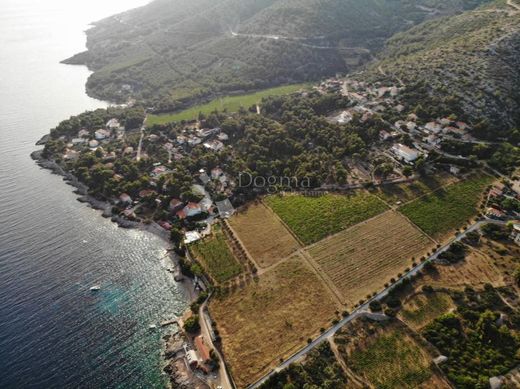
[31,148,203,389]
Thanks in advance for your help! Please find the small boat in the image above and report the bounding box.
[90,285,101,292]
[148,324,158,330]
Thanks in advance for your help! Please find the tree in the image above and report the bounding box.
[402,166,413,178]
[183,315,200,333]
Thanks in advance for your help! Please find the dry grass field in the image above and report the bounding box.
[209,254,339,388]
[228,202,300,268]
[334,318,451,389]
[417,248,506,290]
[307,211,434,306]
[399,291,455,331]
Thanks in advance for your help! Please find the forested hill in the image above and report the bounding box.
[64,0,490,112]
[361,0,520,136]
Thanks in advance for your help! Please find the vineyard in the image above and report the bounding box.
[399,292,454,331]
[228,202,300,268]
[189,225,242,283]
[307,211,434,306]
[399,175,493,238]
[265,192,387,244]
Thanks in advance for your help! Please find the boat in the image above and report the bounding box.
[90,285,101,292]
[148,324,158,330]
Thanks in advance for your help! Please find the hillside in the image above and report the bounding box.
[361,0,520,135]
[64,0,490,111]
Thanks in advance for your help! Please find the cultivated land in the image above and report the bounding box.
[399,174,493,239]
[264,192,388,245]
[372,172,459,206]
[146,84,307,125]
[209,254,338,388]
[399,291,455,331]
[228,202,300,268]
[189,225,242,283]
[334,319,451,389]
[307,211,434,306]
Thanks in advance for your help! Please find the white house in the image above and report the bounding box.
[77,129,90,138]
[392,143,419,163]
[88,139,99,149]
[424,122,443,134]
[183,202,202,217]
[95,129,111,140]
[203,140,224,152]
[106,118,121,129]
[211,167,223,180]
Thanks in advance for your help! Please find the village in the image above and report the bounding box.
[44,74,520,389]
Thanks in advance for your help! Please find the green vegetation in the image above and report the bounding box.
[400,292,454,329]
[258,342,347,389]
[423,285,520,388]
[66,0,490,110]
[265,193,387,244]
[190,225,242,283]
[348,326,433,388]
[183,315,201,333]
[399,175,492,237]
[146,84,307,125]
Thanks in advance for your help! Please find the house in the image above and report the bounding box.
[395,104,405,113]
[88,139,99,149]
[78,129,90,138]
[139,189,157,198]
[119,193,132,205]
[426,134,440,146]
[176,135,187,145]
[158,221,172,231]
[198,128,220,138]
[63,150,79,161]
[71,138,86,145]
[203,140,224,152]
[195,335,211,364]
[216,199,235,218]
[184,231,202,244]
[406,121,417,131]
[390,86,399,96]
[433,355,448,365]
[486,207,505,219]
[94,129,111,140]
[392,143,419,163]
[152,166,167,177]
[123,146,134,155]
[424,122,442,134]
[188,137,202,146]
[456,121,469,130]
[380,130,392,141]
[211,167,223,180]
[199,197,213,213]
[407,113,418,122]
[106,118,121,129]
[450,165,461,175]
[183,202,202,217]
[199,172,210,185]
[169,198,183,212]
[439,117,452,126]
[148,134,160,142]
[217,132,229,141]
[185,348,199,369]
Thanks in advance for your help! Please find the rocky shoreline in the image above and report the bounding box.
[31,149,202,389]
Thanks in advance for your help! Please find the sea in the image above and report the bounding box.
[0,1,189,388]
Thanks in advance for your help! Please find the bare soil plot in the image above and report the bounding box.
[228,202,300,268]
[209,254,339,388]
[399,291,455,331]
[307,211,434,306]
[334,318,451,389]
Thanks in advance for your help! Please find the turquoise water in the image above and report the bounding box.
[0,1,189,387]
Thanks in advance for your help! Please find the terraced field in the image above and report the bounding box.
[307,211,434,306]
[265,192,387,244]
[229,202,300,268]
[399,175,493,239]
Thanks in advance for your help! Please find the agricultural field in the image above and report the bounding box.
[307,211,434,306]
[416,247,506,290]
[228,202,300,268]
[372,172,459,206]
[209,254,338,388]
[334,319,451,389]
[265,192,387,245]
[189,225,242,283]
[146,84,307,125]
[399,291,454,331]
[399,174,493,239]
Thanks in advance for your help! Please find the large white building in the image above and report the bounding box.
[392,143,419,163]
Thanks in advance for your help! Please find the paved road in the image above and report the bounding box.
[247,218,507,389]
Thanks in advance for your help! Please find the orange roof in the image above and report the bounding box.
[195,335,211,362]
